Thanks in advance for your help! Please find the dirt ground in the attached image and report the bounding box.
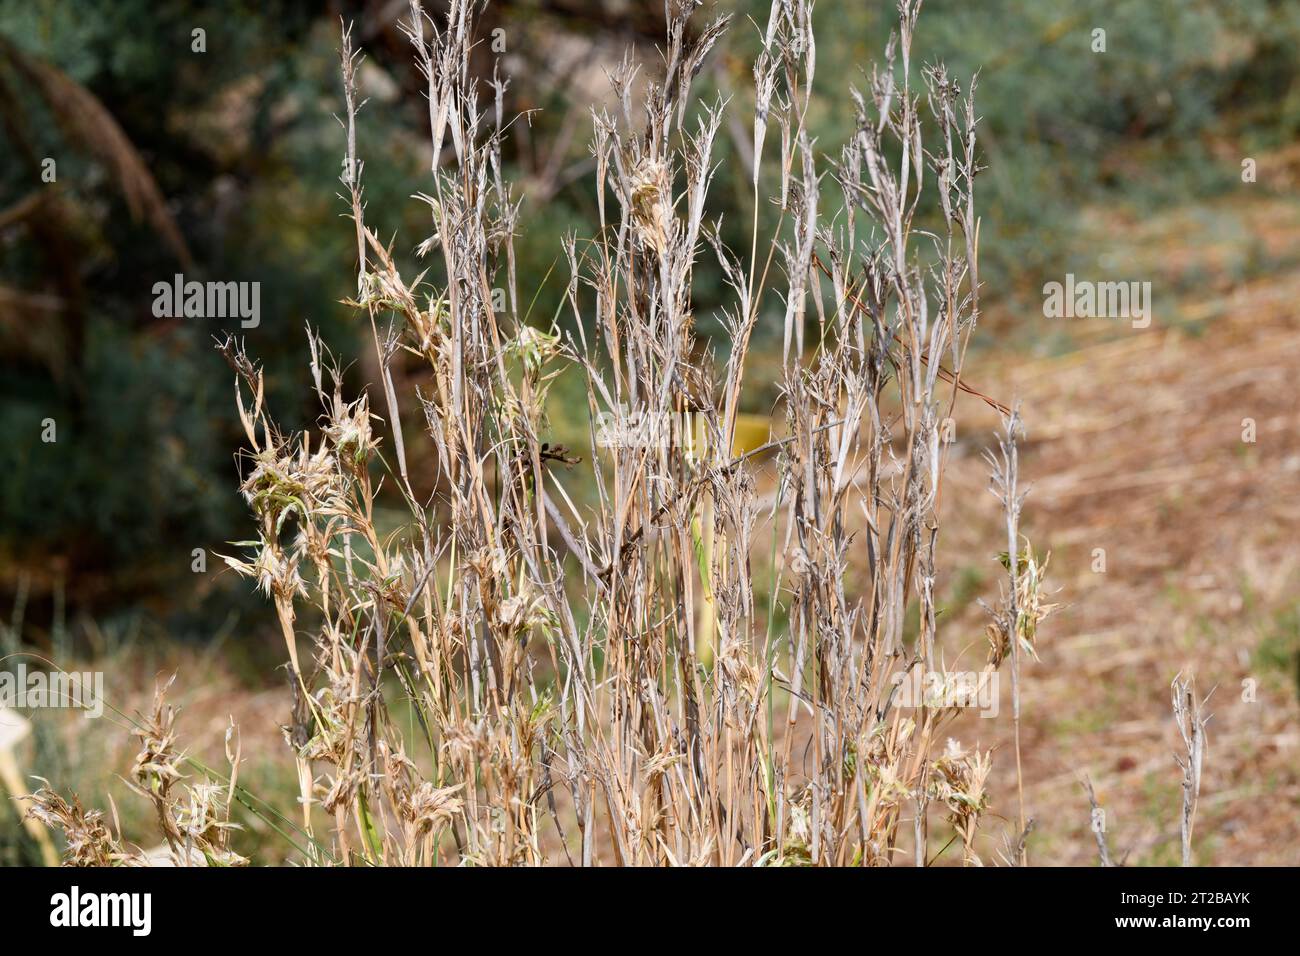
[938,191,1300,865]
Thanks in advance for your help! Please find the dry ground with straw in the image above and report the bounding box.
[933,187,1300,865]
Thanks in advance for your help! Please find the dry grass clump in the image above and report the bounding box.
[29,0,1067,866]
[27,676,247,867]
[25,788,134,868]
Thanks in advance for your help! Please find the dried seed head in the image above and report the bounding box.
[401,782,465,837]
[324,390,378,475]
[628,157,675,255]
[930,738,992,820]
[26,786,139,867]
